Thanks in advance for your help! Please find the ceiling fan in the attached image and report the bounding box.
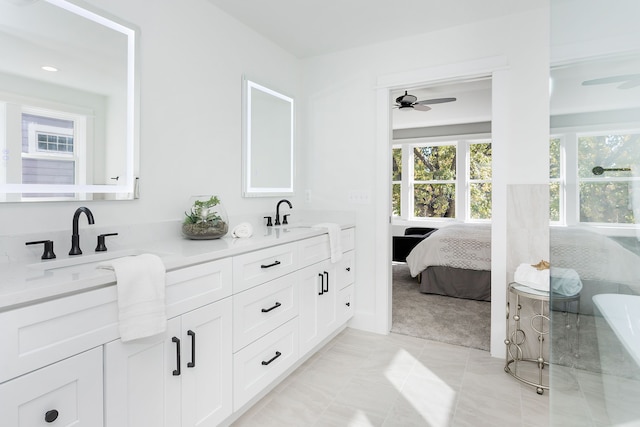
[393,90,457,111]
[581,74,640,90]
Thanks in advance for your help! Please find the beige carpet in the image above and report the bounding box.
[391,263,491,351]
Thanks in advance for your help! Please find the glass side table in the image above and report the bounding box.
[504,282,580,394]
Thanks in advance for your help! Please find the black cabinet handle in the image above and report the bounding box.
[261,260,281,269]
[187,330,196,368]
[346,302,351,307]
[318,273,324,295]
[172,337,181,376]
[261,302,282,313]
[261,351,282,366]
[45,409,59,423]
[346,267,351,272]
[323,271,329,293]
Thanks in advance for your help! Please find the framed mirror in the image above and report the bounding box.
[0,0,139,202]
[242,77,294,197]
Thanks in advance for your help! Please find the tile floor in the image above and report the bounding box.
[232,328,552,427]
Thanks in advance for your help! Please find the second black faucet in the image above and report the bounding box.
[69,206,95,255]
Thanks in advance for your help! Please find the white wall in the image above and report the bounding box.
[300,6,551,352]
[0,0,303,235]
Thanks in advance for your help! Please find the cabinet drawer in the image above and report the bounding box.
[0,286,118,383]
[232,242,298,293]
[299,228,355,268]
[0,347,103,426]
[341,227,355,252]
[166,258,232,317]
[233,274,299,351]
[233,318,299,410]
[337,284,355,324]
[335,250,355,290]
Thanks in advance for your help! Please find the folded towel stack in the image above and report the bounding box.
[232,222,253,238]
[550,267,583,296]
[514,263,550,291]
[98,253,167,342]
[312,222,342,263]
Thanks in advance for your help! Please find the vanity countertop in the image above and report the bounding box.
[0,222,354,311]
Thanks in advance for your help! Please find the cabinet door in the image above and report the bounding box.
[181,298,233,427]
[298,260,337,355]
[0,347,103,427]
[104,318,182,427]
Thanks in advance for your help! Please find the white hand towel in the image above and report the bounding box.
[514,263,550,291]
[313,222,342,263]
[232,222,253,238]
[551,267,583,296]
[98,254,167,342]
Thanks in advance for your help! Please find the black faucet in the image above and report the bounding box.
[274,199,292,226]
[69,207,95,255]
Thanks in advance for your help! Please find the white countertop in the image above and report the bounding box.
[0,221,353,312]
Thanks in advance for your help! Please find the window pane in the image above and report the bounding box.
[392,183,401,216]
[392,148,401,181]
[414,183,455,218]
[470,182,491,219]
[579,181,634,223]
[470,142,492,180]
[550,182,560,222]
[578,134,640,178]
[550,138,561,179]
[414,145,456,181]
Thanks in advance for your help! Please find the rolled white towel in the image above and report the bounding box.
[514,263,550,291]
[551,267,583,296]
[232,222,253,238]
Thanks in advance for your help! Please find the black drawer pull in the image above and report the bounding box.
[261,260,281,269]
[346,267,351,272]
[346,302,351,307]
[45,409,59,423]
[187,330,196,368]
[172,337,181,376]
[323,271,329,293]
[318,273,324,295]
[261,351,282,366]
[261,302,282,313]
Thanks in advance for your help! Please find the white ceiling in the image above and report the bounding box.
[206,0,542,59]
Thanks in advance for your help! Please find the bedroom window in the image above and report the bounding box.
[577,132,640,224]
[391,138,492,222]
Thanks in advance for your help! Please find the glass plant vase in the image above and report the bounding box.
[182,195,229,240]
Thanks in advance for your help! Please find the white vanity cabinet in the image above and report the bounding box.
[104,297,233,427]
[0,347,103,427]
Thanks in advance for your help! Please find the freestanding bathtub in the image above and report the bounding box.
[592,294,640,426]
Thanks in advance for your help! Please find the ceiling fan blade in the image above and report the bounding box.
[412,104,431,111]
[416,97,457,105]
[582,74,640,86]
[617,80,640,90]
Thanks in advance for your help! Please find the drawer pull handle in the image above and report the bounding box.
[318,273,324,295]
[323,271,329,293]
[187,330,196,368]
[346,267,351,272]
[261,302,282,313]
[261,260,281,269]
[172,337,181,376]
[346,302,351,307]
[45,409,59,423]
[261,351,282,366]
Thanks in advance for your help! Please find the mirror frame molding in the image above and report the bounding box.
[241,76,294,198]
[0,0,140,201]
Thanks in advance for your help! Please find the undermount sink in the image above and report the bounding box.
[27,248,146,272]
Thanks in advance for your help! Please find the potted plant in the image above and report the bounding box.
[182,195,229,239]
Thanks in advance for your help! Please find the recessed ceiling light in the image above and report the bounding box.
[41,65,58,72]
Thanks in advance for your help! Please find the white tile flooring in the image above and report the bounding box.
[232,328,551,427]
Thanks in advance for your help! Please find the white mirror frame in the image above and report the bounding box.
[242,77,294,197]
[0,0,139,201]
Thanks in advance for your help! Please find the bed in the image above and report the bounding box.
[405,223,640,306]
[406,224,492,301]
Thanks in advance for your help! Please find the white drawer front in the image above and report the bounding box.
[341,227,355,252]
[0,347,103,427]
[335,250,355,290]
[0,286,118,383]
[232,243,298,293]
[233,274,298,352]
[338,284,355,324]
[233,318,299,410]
[166,258,232,317]
[298,234,330,267]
